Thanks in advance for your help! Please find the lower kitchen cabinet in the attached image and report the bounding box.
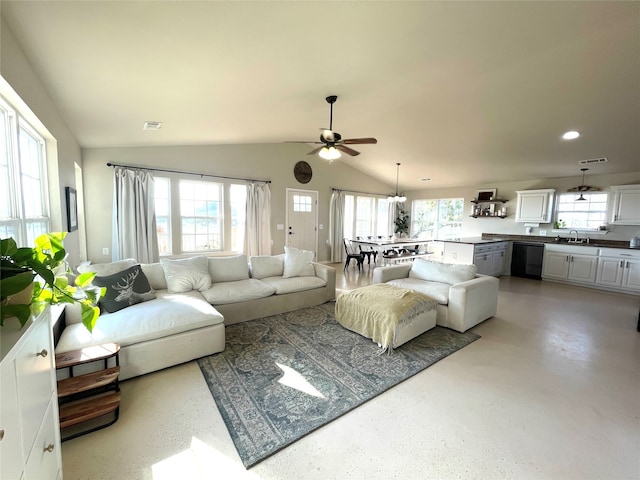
[543,251,597,283]
[544,245,640,294]
[596,249,640,293]
[440,241,508,276]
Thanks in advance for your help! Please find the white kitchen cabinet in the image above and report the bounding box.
[0,306,63,480]
[610,185,640,225]
[515,189,555,223]
[542,244,598,284]
[442,241,508,276]
[473,242,509,276]
[596,248,640,293]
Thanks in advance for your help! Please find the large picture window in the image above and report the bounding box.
[153,176,246,255]
[343,194,389,240]
[411,198,463,239]
[0,95,49,246]
[555,192,608,230]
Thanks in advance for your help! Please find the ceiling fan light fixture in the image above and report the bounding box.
[319,146,341,161]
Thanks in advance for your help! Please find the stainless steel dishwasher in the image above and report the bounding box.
[511,241,544,279]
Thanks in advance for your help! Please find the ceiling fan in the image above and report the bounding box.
[288,95,377,160]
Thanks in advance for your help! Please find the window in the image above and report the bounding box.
[0,95,49,246]
[343,194,389,240]
[555,192,608,229]
[411,198,463,239]
[180,179,222,252]
[293,194,312,212]
[153,176,246,255]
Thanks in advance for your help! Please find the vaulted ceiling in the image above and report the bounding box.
[2,1,638,190]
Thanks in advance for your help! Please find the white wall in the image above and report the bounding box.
[1,17,84,266]
[405,171,640,241]
[82,144,394,264]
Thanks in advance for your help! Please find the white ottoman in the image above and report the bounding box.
[335,284,437,352]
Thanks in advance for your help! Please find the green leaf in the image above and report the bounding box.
[0,271,35,298]
[80,303,100,333]
[75,272,96,288]
[0,304,31,327]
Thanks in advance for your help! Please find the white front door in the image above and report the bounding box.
[286,189,318,256]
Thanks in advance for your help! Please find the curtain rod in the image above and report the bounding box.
[106,162,271,183]
[332,187,387,197]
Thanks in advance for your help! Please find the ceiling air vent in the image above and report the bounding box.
[578,157,607,165]
[143,121,163,131]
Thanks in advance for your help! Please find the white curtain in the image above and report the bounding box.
[329,190,345,263]
[244,182,272,256]
[112,167,159,263]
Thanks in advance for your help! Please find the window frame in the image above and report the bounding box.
[343,193,389,240]
[410,198,464,240]
[554,191,609,231]
[0,95,50,246]
[153,174,246,256]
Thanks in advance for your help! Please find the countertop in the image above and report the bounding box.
[481,233,637,250]
[439,237,507,245]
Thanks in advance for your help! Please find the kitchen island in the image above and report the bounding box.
[429,237,510,277]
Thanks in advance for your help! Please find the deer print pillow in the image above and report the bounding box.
[93,265,156,313]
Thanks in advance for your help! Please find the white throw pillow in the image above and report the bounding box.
[141,263,168,290]
[77,258,137,276]
[208,255,249,283]
[282,246,315,279]
[250,254,285,279]
[409,258,477,285]
[160,256,211,293]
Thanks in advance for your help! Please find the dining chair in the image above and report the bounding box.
[343,238,364,270]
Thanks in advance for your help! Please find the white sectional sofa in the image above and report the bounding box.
[372,258,499,333]
[57,250,336,380]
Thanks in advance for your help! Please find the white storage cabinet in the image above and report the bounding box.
[515,189,555,223]
[0,306,63,480]
[609,185,640,225]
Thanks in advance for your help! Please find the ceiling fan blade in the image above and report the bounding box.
[342,137,378,145]
[336,145,360,156]
[285,141,323,144]
[307,146,325,156]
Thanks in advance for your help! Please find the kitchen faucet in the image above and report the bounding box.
[569,230,579,243]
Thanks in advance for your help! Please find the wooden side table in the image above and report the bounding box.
[55,343,121,441]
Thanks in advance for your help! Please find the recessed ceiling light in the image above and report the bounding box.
[562,130,580,140]
[143,121,163,130]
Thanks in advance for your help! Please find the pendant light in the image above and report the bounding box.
[387,163,406,203]
[575,168,590,201]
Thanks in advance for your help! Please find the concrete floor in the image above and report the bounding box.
[61,265,640,480]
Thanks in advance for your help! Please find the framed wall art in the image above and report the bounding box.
[476,189,497,202]
[66,186,78,232]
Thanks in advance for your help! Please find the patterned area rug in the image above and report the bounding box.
[197,301,480,468]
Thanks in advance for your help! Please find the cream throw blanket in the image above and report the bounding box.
[335,284,437,352]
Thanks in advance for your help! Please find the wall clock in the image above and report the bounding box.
[294,161,312,184]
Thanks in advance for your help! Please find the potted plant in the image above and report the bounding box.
[1,232,104,332]
[394,207,410,237]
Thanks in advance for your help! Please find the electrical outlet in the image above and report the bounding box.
[102,247,109,255]
[539,230,547,236]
